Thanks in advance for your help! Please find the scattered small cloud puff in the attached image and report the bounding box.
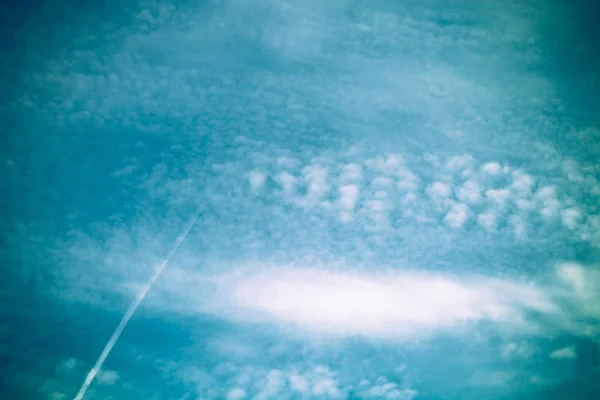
[226,387,247,400]
[170,361,417,400]
[56,357,81,374]
[501,341,537,359]
[356,377,417,400]
[549,347,577,360]
[248,171,267,190]
[556,263,600,321]
[481,162,503,175]
[445,203,470,228]
[96,369,120,386]
[197,146,598,246]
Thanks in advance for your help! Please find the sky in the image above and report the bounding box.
[2,0,600,399]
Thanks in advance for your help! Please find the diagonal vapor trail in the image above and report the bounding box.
[73,209,202,400]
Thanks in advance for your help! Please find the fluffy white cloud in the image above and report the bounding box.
[276,171,297,194]
[303,164,330,201]
[428,182,452,199]
[549,347,576,360]
[508,215,527,239]
[477,211,497,230]
[446,154,474,170]
[56,357,80,374]
[366,155,403,174]
[457,180,482,204]
[501,341,536,359]
[341,163,363,181]
[96,369,120,385]
[289,373,310,393]
[485,188,511,205]
[561,207,581,229]
[207,267,556,339]
[396,167,419,191]
[556,263,600,319]
[372,176,393,187]
[445,203,469,228]
[357,378,418,400]
[170,361,417,400]
[339,184,360,211]
[226,387,247,400]
[367,199,386,213]
[248,171,266,190]
[511,171,536,192]
[481,162,502,175]
[313,376,341,397]
[535,185,560,218]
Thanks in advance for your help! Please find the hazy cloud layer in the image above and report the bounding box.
[3,0,600,399]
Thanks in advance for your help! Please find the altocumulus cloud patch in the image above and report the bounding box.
[3,0,600,399]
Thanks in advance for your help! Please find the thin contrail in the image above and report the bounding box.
[73,209,201,400]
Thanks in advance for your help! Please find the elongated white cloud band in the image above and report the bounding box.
[197,267,558,339]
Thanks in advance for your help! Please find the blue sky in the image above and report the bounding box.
[2,0,600,399]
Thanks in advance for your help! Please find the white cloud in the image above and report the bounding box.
[248,171,266,190]
[562,160,585,183]
[445,203,469,228]
[277,156,299,169]
[303,164,330,201]
[540,201,560,218]
[111,164,138,177]
[289,374,309,393]
[556,263,600,318]
[579,215,600,245]
[367,199,386,212]
[457,180,482,204]
[276,171,297,193]
[341,163,362,181]
[356,378,418,400]
[481,162,502,175]
[396,167,419,191]
[338,184,360,211]
[511,171,535,192]
[226,387,247,400]
[339,211,353,223]
[209,267,556,339]
[535,185,560,218]
[424,154,441,168]
[56,357,80,374]
[516,199,533,211]
[485,188,511,205]
[446,154,474,170]
[428,182,452,199]
[508,215,527,239]
[477,211,497,230]
[313,376,341,397]
[549,347,576,360]
[96,369,120,385]
[261,370,285,397]
[501,341,536,359]
[535,185,556,199]
[372,176,393,187]
[561,208,581,229]
[385,154,403,170]
[367,155,403,173]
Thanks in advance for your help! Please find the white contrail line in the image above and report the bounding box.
[73,209,201,400]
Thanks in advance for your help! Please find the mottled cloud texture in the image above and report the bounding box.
[2,0,600,399]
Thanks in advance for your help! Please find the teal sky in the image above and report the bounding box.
[2,0,600,399]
